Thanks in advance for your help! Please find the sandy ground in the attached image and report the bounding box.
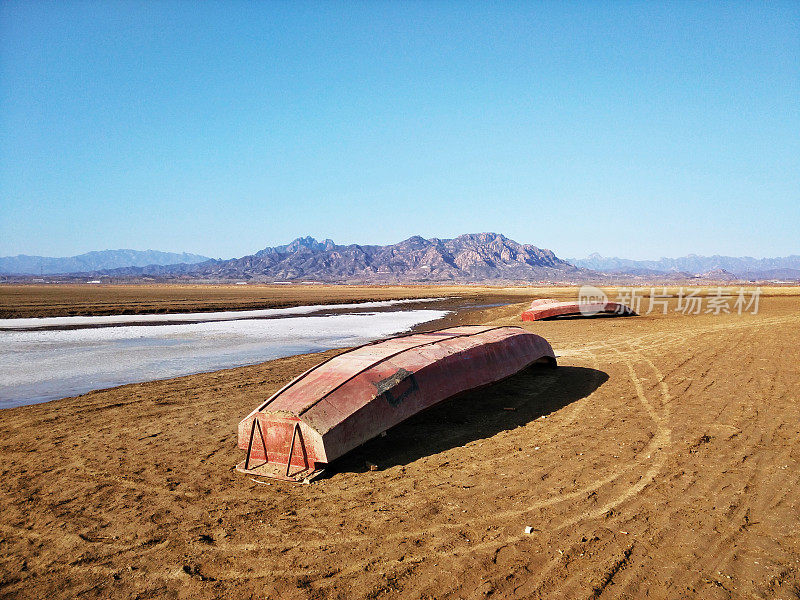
[1,287,799,599]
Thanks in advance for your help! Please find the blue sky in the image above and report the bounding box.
[1,1,798,260]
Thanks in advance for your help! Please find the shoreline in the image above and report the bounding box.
[2,283,791,320]
[0,297,526,409]
[0,297,454,332]
[0,283,543,319]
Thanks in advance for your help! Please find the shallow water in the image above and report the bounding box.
[0,297,449,330]
[0,307,449,408]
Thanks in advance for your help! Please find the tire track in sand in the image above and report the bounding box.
[507,342,672,598]
[612,318,798,598]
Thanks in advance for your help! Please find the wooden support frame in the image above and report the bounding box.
[285,422,309,478]
[243,417,269,471]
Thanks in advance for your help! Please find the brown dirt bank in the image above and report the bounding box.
[0,284,546,319]
[1,291,799,599]
[2,283,796,319]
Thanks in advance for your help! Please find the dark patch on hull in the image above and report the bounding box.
[373,368,419,407]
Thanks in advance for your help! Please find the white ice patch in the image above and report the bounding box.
[0,297,450,330]
[0,309,449,408]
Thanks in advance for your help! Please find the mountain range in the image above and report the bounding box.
[0,250,210,275]
[3,236,798,282]
[101,233,585,282]
[568,253,800,280]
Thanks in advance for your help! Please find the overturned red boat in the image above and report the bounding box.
[237,326,556,481]
[521,298,636,321]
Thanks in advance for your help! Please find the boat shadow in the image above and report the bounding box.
[542,313,636,320]
[331,364,609,475]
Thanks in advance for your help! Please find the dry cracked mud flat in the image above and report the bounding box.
[1,287,799,599]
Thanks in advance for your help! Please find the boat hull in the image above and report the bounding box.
[237,326,556,480]
[521,299,636,321]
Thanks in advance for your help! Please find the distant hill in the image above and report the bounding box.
[106,233,586,282]
[568,253,800,280]
[10,238,795,282]
[0,250,211,275]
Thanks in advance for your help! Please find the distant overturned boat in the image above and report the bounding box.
[521,298,637,321]
[237,326,556,481]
